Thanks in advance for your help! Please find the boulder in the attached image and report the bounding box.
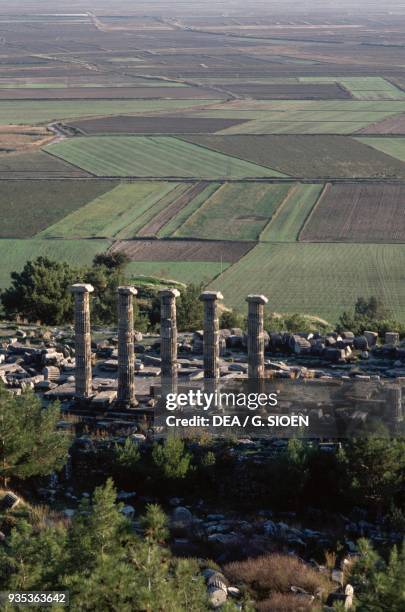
[171,506,193,529]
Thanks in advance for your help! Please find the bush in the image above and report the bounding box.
[224,554,332,601]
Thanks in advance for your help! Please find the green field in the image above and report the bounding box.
[260,184,324,241]
[174,183,291,241]
[182,134,405,178]
[0,99,220,125]
[195,100,405,135]
[209,242,405,322]
[158,183,220,238]
[356,137,405,163]
[299,77,405,101]
[38,182,183,239]
[0,239,110,289]
[0,150,89,177]
[126,261,229,285]
[0,180,118,238]
[45,136,285,178]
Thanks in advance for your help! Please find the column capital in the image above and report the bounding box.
[158,288,180,299]
[200,291,223,302]
[246,294,268,305]
[118,285,138,296]
[70,283,94,294]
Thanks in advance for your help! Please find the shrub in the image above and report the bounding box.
[256,592,318,611]
[224,554,331,600]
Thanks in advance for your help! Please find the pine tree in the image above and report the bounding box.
[0,386,70,487]
[152,436,193,480]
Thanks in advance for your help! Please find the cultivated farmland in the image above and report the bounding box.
[174,183,292,241]
[181,134,405,178]
[0,238,110,290]
[38,182,179,239]
[110,239,255,263]
[300,183,405,243]
[356,137,405,164]
[138,182,210,237]
[358,114,405,134]
[0,99,222,125]
[0,180,118,238]
[45,137,284,178]
[126,261,230,285]
[158,183,220,238]
[0,150,90,178]
[209,243,405,322]
[261,184,324,242]
[65,116,247,135]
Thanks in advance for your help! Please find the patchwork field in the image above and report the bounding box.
[358,114,405,134]
[196,100,405,135]
[356,137,405,164]
[0,99,221,125]
[38,182,179,239]
[174,183,291,241]
[110,239,255,263]
[45,137,285,178]
[300,183,405,243]
[126,261,230,285]
[138,182,210,237]
[66,116,247,135]
[209,243,405,322]
[0,86,220,100]
[261,184,324,242]
[158,183,220,238]
[0,150,90,178]
[0,238,110,289]
[181,134,405,178]
[225,82,351,100]
[0,180,118,238]
[300,77,405,101]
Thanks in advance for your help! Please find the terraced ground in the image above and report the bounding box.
[45,136,285,179]
[174,183,292,241]
[209,243,405,322]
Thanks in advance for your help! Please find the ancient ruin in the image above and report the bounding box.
[200,291,223,381]
[70,284,94,401]
[117,286,138,408]
[246,294,269,379]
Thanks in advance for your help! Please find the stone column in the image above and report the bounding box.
[159,289,180,388]
[71,284,94,400]
[200,291,223,380]
[117,286,138,407]
[246,294,268,379]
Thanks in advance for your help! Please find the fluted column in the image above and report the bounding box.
[71,284,94,400]
[117,286,138,407]
[159,289,180,388]
[246,294,268,379]
[200,291,223,380]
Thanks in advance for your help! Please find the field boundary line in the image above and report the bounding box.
[258,183,298,242]
[297,182,330,241]
[115,183,183,239]
[173,183,224,237]
[173,135,288,177]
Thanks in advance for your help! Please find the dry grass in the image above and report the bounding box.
[224,554,332,600]
[257,593,320,612]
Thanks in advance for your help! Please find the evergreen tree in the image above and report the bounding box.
[0,386,70,487]
[1,257,79,324]
[152,436,193,480]
[176,283,204,332]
